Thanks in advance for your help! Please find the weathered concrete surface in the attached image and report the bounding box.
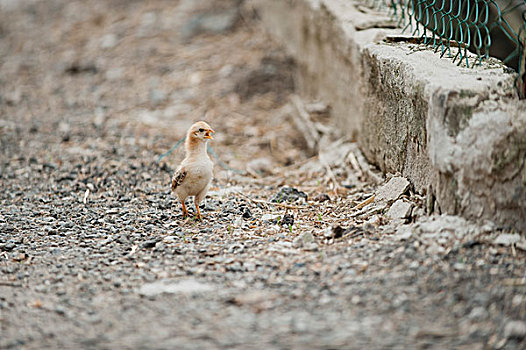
[252,0,526,231]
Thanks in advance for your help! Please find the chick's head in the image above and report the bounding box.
[188,121,214,142]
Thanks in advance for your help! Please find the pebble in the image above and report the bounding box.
[503,320,526,339]
[468,307,488,320]
[375,177,410,203]
[261,213,280,222]
[55,305,66,315]
[270,187,308,203]
[241,207,252,219]
[426,243,445,255]
[303,242,319,251]
[281,214,294,227]
[323,225,350,239]
[415,215,475,240]
[163,236,177,244]
[313,193,330,202]
[2,241,16,251]
[292,232,315,248]
[493,233,521,246]
[387,199,414,220]
[141,239,159,249]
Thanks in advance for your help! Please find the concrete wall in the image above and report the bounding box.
[252,0,526,231]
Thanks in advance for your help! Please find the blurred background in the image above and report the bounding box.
[0,0,309,182]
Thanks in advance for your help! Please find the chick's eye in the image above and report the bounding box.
[198,128,205,132]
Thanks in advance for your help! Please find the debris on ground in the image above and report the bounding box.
[387,199,414,221]
[375,176,410,204]
[269,187,308,203]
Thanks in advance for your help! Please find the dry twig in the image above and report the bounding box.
[323,161,341,193]
[290,95,320,153]
[354,195,375,210]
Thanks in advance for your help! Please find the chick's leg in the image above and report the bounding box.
[181,200,189,218]
[194,186,209,221]
[194,200,202,220]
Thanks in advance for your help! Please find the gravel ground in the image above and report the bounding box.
[1,1,525,349]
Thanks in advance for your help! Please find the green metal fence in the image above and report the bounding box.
[367,0,526,97]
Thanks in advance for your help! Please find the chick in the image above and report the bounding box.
[171,121,215,220]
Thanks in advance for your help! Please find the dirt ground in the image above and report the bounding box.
[1,0,525,349]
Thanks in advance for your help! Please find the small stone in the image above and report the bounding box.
[241,207,252,219]
[462,240,481,248]
[426,243,445,255]
[292,232,314,248]
[55,305,66,315]
[303,242,318,251]
[414,214,474,240]
[261,214,280,222]
[503,320,526,339]
[11,252,27,262]
[387,199,414,220]
[512,295,524,307]
[364,214,381,226]
[2,241,16,251]
[270,187,308,203]
[375,176,410,203]
[301,231,315,244]
[323,225,352,239]
[141,240,158,249]
[468,307,488,320]
[280,214,294,227]
[453,263,465,270]
[100,34,118,49]
[292,236,303,248]
[323,227,334,239]
[494,233,521,246]
[313,193,330,202]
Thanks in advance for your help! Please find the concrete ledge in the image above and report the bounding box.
[253,0,526,231]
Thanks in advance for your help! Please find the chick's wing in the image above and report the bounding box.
[171,168,187,191]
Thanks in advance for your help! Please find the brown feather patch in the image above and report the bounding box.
[171,169,187,191]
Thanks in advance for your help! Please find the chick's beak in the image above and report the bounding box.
[204,129,215,139]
